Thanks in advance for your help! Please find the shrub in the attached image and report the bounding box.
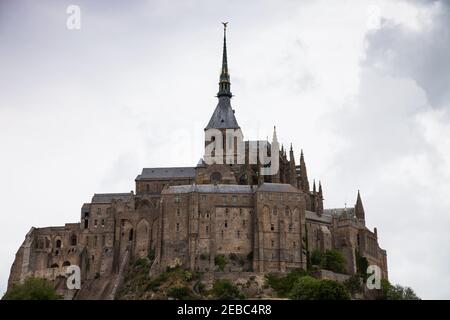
[343,275,362,296]
[289,276,320,300]
[316,279,350,300]
[355,251,369,279]
[321,250,346,274]
[167,286,192,300]
[310,250,323,266]
[214,255,228,271]
[3,277,62,300]
[266,269,308,297]
[289,276,350,300]
[380,279,420,300]
[212,279,244,300]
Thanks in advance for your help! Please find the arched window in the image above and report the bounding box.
[70,234,77,246]
[62,261,70,267]
[56,239,62,248]
[129,229,134,241]
[211,172,222,185]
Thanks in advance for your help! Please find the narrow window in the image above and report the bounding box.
[176,223,180,232]
[271,224,275,231]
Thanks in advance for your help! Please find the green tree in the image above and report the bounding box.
[316,279,350,300]
[289,276,320,300]
[3,277,62,300]
[214,255,228,271]
[355,251,369,279]
[380,279,420,300]
[321,250,346,274]
[212,279,244,300]
[265,269,308,297]
[343,275,362,296]
[310,250,323,266]
[289,276,350,300]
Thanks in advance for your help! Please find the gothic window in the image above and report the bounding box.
[70,234,77,246]
[101,219,105,227]
[94,219,98,227]
[211,172,222,184]
[129,229,134,241]
[56,239,62,248]
[206,225,209,234]
[224,220,228,228]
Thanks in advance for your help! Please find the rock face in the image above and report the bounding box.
[6,27,388,299]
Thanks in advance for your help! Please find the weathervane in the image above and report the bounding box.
[222,21,228,31]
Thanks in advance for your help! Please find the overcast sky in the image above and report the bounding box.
[1,0,449,299]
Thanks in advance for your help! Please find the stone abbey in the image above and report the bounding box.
[7,25,388,298]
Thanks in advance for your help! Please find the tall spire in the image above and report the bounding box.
[355,190,365,221]
[218,22,232,98]
[205,23,239,130]
[299,149,310,192]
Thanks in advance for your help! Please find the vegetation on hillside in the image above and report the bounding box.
[266,269,350,300]
[309,249,346,274]
[2,277,62,300]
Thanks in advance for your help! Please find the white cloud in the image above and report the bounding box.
[1,0,449,299]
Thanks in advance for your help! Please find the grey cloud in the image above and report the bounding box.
[364,1,450,109]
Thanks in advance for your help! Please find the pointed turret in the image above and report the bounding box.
[271,126,280,183]
[355,190,365,221]
[289,144,297,187]
[299,149,310,192]
[317,181,324,215]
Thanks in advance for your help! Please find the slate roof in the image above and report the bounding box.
[163,184,254,194]
[257,183,300,193]
[136,167,196,181]
[324,207,355,217]
[205,96,240,130]
[305,210,333,224]
[91,193,133,203]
